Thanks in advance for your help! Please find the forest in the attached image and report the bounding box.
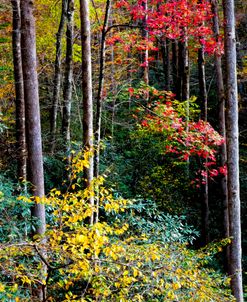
[0,0,247,301]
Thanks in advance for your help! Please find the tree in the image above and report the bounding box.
[223,0,243,298]
[198,42,209,245]
[80,0,94,224]
[50,0,68,154]
[161,38,171,91]
[211,0,229,266]
[94,0,112,222]
[62,0,74,154]
[20,0,46,298]
[11,0,26,181]
[141,0,149,85]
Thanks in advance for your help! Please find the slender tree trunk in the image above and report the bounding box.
[198,44,209,245]
[223,0,243,299]
[80,0,94,224]
[198,47,207,121]
[94,0,111,223]
[178,35,190,177]
[109,17,116,140]
[214,30,229,242]
[20,0,46,299]
[62,0,74,154]
[172,40,179,97]
[211,0,229,261]
[50,0,68,154]
[178,38,190,102]
[178,35,190,130]
[177,41,184,101]
[94,0,111,178]
[11,0,26,181]
[182,36,190,102]
[162,38,171,91]
[141,0,149,84]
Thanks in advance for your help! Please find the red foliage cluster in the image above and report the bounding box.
[129,87,226,187]
[113,0,224,55]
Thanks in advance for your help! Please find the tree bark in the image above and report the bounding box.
[198,44,209,245]
[20,0,46,299]
[211,0,229,261]
[11,0,27,181]
[80,0,94,224]
[94,0,111,223]
[20,0,46,236]
[94,0,111,179]
[141,0,149,85]
[50,0,68,154]
[223,0,243,298]
[177,38,189,102]
[172,40,179,97]
[162,38,171,91]
[181,36,190,102]
[62,0,74,154]
[198,47,207,121]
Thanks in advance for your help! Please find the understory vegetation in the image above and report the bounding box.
[0,152,234,301]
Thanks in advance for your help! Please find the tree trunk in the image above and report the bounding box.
[162,38,171,91]
[50,0,68,154]
[223,0,243,298]
[177,41,183,101]
[198,47,207,121]
[141,0,149,85]
[80,0,94,224]
[20,0,46,237]
[177,39,189,102]
[20,0,46,299]
[198,44,209,245]
[62,0,74,154]
[94,0,111,178]
[181,36,190,102]
[172,40,179,97]
[94,0,111,223]
[211,0,229,264]
[11,0,27,181]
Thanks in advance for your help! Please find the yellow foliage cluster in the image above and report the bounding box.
[0,152,235,301]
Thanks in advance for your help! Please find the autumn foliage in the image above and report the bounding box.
[0,152,234,301]
[129,85,226,187]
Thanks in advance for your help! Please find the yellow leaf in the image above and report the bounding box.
[133,268,138,277]
[172,282,181,290]
[0,283,5,292]
[167,291,175,299]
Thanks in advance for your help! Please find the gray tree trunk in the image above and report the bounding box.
[20,0,46,236]
[80,0,94,224]
[172,40,179,96]
[50,0,68,154]
[178,37,189,102]
[62,0,74,154]
[141,0,149,85]
[211,0,229,264]
[198,47,207,121]
[20,0,46,299]
[94,0,111,179]
[94,0,111,223]
[198,45,209,245]
[162,38,171,91]
[223,0,243,299]
[11,0,27,181]
[182,36,190,102]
